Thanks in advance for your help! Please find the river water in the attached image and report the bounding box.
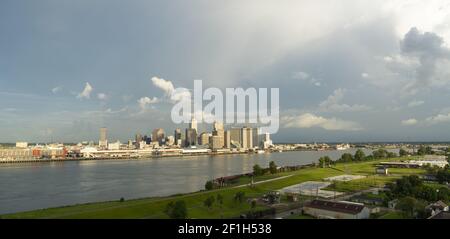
[0,148,393,214]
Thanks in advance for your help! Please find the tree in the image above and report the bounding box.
[234,191,245,204]
[253,164,263,176]
[339,153,353,162]
[216,194,224,206]
[416,185,438,202]
[436,169,450,184]
[396,197,418,218]
[387,152,397,158]
[269,161,278,174]
[318,156,332,168]
[399,148,408,157]
[417,145,433,155]
[205,181,214,191]
[372,149,388,159]
[354,149,366,161]
[204,196,215,210]
[251,200,257,211]
[165,200,188,219]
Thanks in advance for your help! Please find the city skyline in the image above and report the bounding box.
[2,1,450,143]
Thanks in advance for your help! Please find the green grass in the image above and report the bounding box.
[1,167,341,219]
[325,176,399,193]
[1,157,427,219]
[285,214,315,219]
[378,211,409,219]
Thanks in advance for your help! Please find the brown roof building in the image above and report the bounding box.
[303,200,370,219]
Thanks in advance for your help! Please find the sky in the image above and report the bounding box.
[1,0,450,143]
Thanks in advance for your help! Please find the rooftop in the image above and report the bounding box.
[428,211,450,219]
[305,200,366,215]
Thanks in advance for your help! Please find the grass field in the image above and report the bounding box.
[1,157,425,219]
[285,214,315,219]
[378,211,409,219]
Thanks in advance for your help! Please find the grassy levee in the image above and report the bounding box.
[1,156,423,219]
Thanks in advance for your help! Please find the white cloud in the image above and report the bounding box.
[151,76,191,103]
[282,113,362,131]
[151,76,174,96]
[138,97,159,110]
[361,73,370,78]
[319,88,371,112]
[292,71,322,87]
[292,71,309,80]
[407,100,424,107]
[51,87,61,94]
[425,112,450,125]
[97,93,108,100]
[77,82,93,99]
[401,118,418,126]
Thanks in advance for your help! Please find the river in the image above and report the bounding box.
[0,148,395,214]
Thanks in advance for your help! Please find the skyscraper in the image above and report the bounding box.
[212,121,224,149]
[190,117,197,131]
[224,130,231,149]
[152,128,165,145]
[230,128,242,148]
[252,128,259,149]
[174,129,182,145]
[263,132,273,149]
[185,128,197,147]
[241,127,253,149]
[198,132,210,145]
[99,127,108,148]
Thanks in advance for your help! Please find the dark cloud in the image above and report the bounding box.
[399,27,450,94]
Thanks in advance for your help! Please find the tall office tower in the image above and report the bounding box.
[224,130,231,149]
[166,136,175,146]
[263,132,273,149]
[241,127,253,149]
[229,128,242,148]
[174,129,182,145]
[185,128,197,147]
[135,133,142,143]
[152,128,165,145]
[189,117,198,131]
[210,135,222,150]
[198,132,210,145]
[143,135,151,144]
[212,121,224,149]
[99,127,108,148]
[252,128,259,149]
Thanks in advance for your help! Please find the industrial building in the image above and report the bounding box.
[303,200,371,219]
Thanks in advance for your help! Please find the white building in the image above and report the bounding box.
[262,133,273,149]
[16,142,28,148]
[107,141,121,150]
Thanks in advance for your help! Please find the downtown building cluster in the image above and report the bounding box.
[86,118,274,158]
[81,118,274,158]
[0,119,274,162]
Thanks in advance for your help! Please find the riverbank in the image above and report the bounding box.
[0,147,354,165]
[0,150,260,164]
[1,156,422,219]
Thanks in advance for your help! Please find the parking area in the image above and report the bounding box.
[324,175,366,182]
[279,181,343,198]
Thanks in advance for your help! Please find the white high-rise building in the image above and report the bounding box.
[190,117,198,131]
[212,121,224,149]
[99,127,108,148]
[241,127,253,149]
[263,133,273,149]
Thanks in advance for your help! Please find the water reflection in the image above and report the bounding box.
[0,149,397,214]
